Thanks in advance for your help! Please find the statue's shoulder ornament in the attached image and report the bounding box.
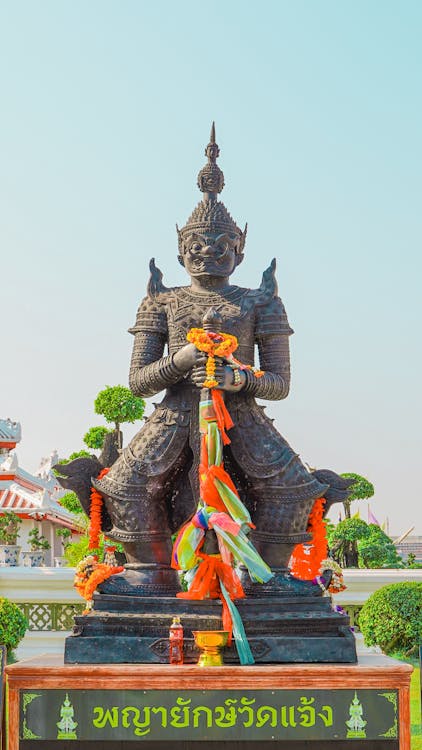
[128,259,175,335]
[247,257,279,305]
[243,259,293,337]
[146,258,176,302]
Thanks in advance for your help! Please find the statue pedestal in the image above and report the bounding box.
[63,592,357,664]
[6,653,412,749]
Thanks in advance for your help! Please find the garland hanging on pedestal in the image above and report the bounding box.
[289,497,328,580]
[73,467,124,611]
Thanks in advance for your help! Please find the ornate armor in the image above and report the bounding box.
[94,268,328,579]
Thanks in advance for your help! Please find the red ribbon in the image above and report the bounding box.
[211,389,234,445]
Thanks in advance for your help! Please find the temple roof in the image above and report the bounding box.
[0,417,83,531]
[0,472,84,530]
[0,418,21,444]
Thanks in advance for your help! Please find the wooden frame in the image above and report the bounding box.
[6,653,412,749]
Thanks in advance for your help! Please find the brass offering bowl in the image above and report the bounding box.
[192,630,229,667]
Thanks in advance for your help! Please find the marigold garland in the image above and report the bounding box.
[289,497,328,580]
[187,328,239,388]
[187,328,266,387]
[82,564,124,611]
[72,468,124,612]
[88,467,110,550]
[74,555,124,613]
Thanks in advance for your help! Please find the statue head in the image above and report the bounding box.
[177,123,247,279]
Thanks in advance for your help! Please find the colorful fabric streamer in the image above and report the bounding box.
[172,344,273,664]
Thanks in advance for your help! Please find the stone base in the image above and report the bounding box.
[64,591,357,664]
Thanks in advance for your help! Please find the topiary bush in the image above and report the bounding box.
[0,597,27,655]
[359,582,422,656]
[328,517,370,567]
[358,524,404,569]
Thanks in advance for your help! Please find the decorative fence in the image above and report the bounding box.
[1,566,421,659]
[0,567,83,658]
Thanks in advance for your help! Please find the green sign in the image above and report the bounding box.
[20,688,398,742]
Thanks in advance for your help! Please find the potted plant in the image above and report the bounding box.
[22,527,51,567]
[0,512,22,566]
[54,527,72,566]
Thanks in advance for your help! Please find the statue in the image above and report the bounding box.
[60,124,348,596]
[58,125,356,664]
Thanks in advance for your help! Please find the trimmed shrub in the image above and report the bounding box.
[359,582,422,656]
[0,597,27,654]
[358,525,404,568]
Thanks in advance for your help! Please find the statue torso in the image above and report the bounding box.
[166,285,256,364]
[131,272,292,370]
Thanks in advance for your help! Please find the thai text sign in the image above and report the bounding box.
[20,688,398,742]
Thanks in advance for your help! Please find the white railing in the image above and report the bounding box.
[338,568,422,605]
[1,566,421,660]
[0,566,79,659]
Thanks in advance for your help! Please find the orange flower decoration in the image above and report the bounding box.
[88,467,110,550]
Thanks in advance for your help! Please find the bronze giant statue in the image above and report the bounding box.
[90,125,348,596]
[60,125,355,663]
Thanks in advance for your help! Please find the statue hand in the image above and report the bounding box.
[191,359,246,392]
[220,366,246,392]
[173,343,207,373]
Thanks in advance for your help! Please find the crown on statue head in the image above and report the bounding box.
[177,123,247,253]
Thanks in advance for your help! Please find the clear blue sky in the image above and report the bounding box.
[2,1,421,534]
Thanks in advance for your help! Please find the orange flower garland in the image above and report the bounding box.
[88,467,110,550]
[74,555,124,613]
[289,497,328,580]
[72,468,124,612]
[187,328,238,388]
[82,564,124,611]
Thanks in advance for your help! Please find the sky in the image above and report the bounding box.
[1,1,421,535]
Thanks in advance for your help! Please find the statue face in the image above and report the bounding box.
[179,231,242,278]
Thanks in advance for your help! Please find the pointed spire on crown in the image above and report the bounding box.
[177,123,247,254]
[197,122,224,199]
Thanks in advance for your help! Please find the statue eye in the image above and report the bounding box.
[191,242,202,252]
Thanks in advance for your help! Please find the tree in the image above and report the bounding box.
[358,525,403,568]
[94,385,145,448]
[68,450,91,460]
[59,491,85,517]
[0,512,22,545]
[340,473,374,518]
[63,530,125,567]
[405,553,422,569]
[329,518,404,569]
[56,527,72,552]
[328,517,370,568]
[83,426,112,450]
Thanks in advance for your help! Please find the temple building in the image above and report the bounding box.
[0,418,83,565]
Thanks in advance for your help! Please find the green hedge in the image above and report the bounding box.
[359,582,422,656]
[0,597,27,654]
